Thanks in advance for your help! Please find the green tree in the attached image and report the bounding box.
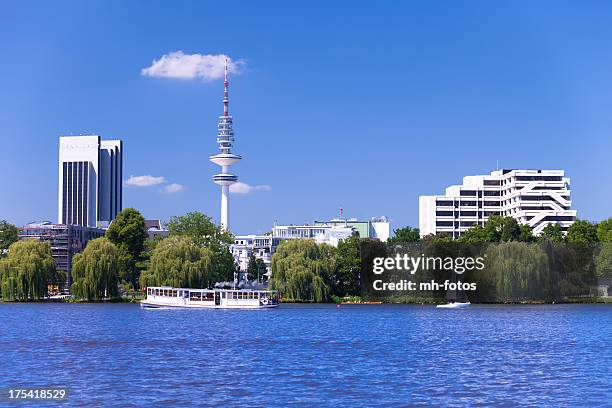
[71,237,120,301]
[499,217,521,242]
[459,216,529,243]
[567,220,599,244]
[270,239,335,302]
[166,212,233,247]
[246,255,267,283]
[166,212,235,282]
[0,220,19,257]
[597,218,612,242]
[518,224,536,242]
[333,234,361,297]
[457,225,488,243]
[139,236,214,288]
[481,242,550,302]
[105,208,147,289]
[387,227,420,246]
[540,223,565,243]
[595,243,612,279]
[0,240,56,301]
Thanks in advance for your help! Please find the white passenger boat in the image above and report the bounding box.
[141,286,280,309]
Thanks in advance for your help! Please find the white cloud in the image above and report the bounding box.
[126,175,166,187]
[163,183,185,193]
[229,182,271,194]
[141,51,245,80]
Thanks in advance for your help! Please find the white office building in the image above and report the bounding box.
[419,169,576,238]
[58,135,123,228]
[232,217,391,274]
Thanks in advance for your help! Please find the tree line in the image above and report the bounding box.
[0,214,610,302]
[0,210,237,301]
[270,216,612,302]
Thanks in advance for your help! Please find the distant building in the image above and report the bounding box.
[419,169,577,238]
[58,135,123,228]
[314,217,390,242]
[231,216,390,274]
[145,219,169,239]
[232,235,280,277]
[271,224,355,247]
[18,222,105,286]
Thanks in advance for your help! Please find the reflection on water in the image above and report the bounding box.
[0,303,610,406]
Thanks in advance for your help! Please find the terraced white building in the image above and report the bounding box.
[419,169,576,238]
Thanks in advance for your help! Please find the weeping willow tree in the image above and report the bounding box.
[71,237,120,301]
[139,236,214,289]
[270,239,335,302]
[0,240,56,301]
[483,242,550,302]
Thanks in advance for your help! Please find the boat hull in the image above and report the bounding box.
[436,302,471,309]
[140,301,279,310]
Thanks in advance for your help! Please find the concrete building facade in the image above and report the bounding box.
[58,135,123,228]
[419,169,576,238]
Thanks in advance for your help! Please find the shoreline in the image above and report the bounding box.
[1,296,611,305]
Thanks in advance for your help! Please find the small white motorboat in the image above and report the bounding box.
[436,301,471,309]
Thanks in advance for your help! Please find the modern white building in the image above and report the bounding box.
[419,169,576,237]
[209,60,240,231]
[231,217,391,274]
[58,135,123,228]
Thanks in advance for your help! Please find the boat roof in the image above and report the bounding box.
[148,286,276,292]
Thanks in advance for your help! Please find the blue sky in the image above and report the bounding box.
[1,1,611,234]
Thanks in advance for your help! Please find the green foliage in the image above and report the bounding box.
[139,236,214,288]
[0,240,56,301]
[456,226,487,243]
[166,211,235,282]
[597,218,612,242]
[166,212,233,247]
[596,244,612,279]
[540,223,565,243]
[105,208,148,289]
[71,237,120,301]
[518,224,536,242]
[567,220,599,244]
[387,227,420,246]
[458,216,534,243]
[333,234,361,296]
[422,233,454,243]
[246,255,267,283]
[481,242,549,302]
[270,239,335,302]
[0,220,19,257]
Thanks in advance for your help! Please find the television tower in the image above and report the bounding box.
[209,59,241,231]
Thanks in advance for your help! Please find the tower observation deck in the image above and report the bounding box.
[209,59,241,231]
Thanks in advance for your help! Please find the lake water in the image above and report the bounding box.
[0,303,610,406]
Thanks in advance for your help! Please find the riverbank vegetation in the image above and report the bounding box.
[0,212,610,303]
[0,240,59,301]
[0,210,238,302]
[70,237,120,301]
[272,216,611,303]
